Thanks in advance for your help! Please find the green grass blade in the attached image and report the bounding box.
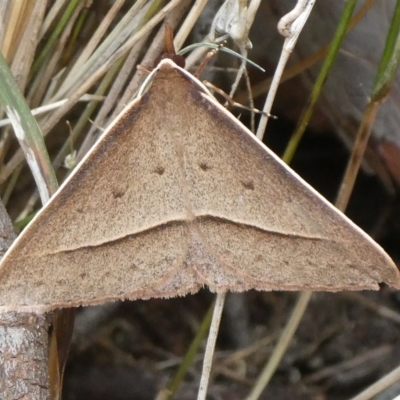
[372,0,400,99]
[0,51,58,202]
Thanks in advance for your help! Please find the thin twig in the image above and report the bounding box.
[350,363,400,400]
[256,0,316,140]
[197,292,226,400]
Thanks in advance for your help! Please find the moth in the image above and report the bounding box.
[0,58,398,312]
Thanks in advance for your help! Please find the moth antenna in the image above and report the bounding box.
[153,23,185,68]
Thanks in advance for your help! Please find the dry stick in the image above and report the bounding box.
[9,1,46,91]
[63,0,126,88]
[56,0,148,98]
[277,0,310,37]
[335,102,380,211]
[0,1,28,61]
[105,36,150,121]
[243,68,256,132]
[349,364,400,400]
[74,59,135,162]
[256,0,316,140]
[39,0,67,41]
[197,292,227,400]
[173,0,211,50]
[0,95,104,128]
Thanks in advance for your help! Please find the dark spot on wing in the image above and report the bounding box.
[255,254,264,262]
[241,180,255,190]
[112,190,125,199]
[199,163,211,171]
[154,166,165,175]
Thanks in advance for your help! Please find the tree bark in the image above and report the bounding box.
[0,312,52,400]
[0,200,52,399]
